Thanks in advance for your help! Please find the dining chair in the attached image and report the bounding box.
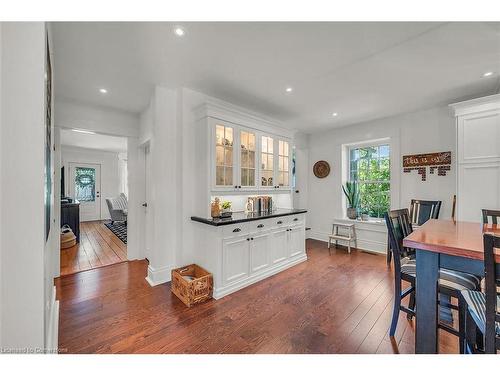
[409,199,442,226]
[386,199,442,265]
[461,233,500,354]
[482,209,500,225]
[384,209,482,352]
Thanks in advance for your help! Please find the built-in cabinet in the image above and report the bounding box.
[209,117,292,192]
[194,212,307,299]
[451,94,500,222]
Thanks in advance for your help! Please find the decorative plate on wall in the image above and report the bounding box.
[313,160,330,178]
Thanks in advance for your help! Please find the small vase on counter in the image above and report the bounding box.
[211,197,221,218]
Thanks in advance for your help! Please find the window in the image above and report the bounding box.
[349,144,390,218]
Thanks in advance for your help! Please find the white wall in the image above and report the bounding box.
[307,106,456,253]
[55,98,140,138]
[0,22,48,350]
[61,146,121,220]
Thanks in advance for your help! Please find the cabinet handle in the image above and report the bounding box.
[293,218,299,222]
[233,228,241,233]
[251,237,254,240]
[247,238,250,241]
[238,185,242,189]
[257,224,264,228]
[277,221,283,224]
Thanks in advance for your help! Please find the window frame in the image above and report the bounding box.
[347,140,391,219]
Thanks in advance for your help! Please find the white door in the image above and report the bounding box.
[69,162,101,222]
[270,228,288,264]
[222,236,250,285]
[144,144,152,260]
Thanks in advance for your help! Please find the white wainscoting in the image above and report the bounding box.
[308,219,388,255]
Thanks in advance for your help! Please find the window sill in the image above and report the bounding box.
[338,217,385,226]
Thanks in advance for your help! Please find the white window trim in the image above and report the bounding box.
[341,137,400,220]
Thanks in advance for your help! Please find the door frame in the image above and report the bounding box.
[68,161,102,222]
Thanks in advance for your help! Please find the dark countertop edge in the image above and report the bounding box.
[191,209,308,226]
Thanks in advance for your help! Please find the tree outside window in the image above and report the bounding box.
[349,144,390,218]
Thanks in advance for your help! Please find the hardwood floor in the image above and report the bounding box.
[56,239,458,354]
[60,221,127,276]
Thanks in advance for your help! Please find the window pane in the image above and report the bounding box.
[216,145,224,166]
[248,133,255,151]
[379,145,389,158]
[241,150,248,168]
[279,141,283,155]
[283,157,289,171]
[225,147,233,166]
[283,142,289,157]
[241,131,248,149]
[261,136,267,153]
[241,168,248,186]
[225,127,233,145]
[268,155,273,170]
[216,125,224,145]
[248,151,255,168]
[225,167,233,185]
[248,169,255,186]
[216,166,224,185]
[284,172,289,186]
[268,138,273,154]
[75,167,96,202]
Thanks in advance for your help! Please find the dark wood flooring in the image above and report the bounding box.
[56,239,458,354]
[60,221,127,276]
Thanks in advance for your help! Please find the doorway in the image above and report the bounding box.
[69,162,101,222]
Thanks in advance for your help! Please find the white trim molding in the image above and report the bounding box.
[46,286,59,353]
[145,264,174,286]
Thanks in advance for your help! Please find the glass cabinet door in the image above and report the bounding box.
[260,135,274,187]
[240,130,256,187]
[215,124,234,187]
[278,140,290,187]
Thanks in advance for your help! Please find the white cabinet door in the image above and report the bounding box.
[222,236,249,285]
[212,119,238,191]
[249,231,270,273]
[277,138,291,190]
[288,225,305,258]
[270,228,288,264]
[239,129,257,190]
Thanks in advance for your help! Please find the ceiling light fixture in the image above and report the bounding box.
[99,88,108,94]
[332,112,338,117]
[174,27,186,37]
[483,71,494,77]
[285,87,293,93]
[72,129,97,135]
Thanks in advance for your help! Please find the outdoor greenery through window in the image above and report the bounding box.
[349,144,390,218]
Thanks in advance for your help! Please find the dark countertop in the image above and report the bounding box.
[191,208,308,226]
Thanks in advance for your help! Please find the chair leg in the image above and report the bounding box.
[390,281,402,336]
[458,296,465,354]
[465,306,477,353]
[386,234,392,266]
[407,291,415,321]
[328,238,331,255]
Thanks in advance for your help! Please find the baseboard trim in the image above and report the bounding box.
[145,264,173,286]
[213,254,308,300]
[46,286,59,353]
[308,230,386,255]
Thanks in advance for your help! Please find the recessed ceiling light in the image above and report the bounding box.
[483,71,494,77]
[99,88,108,94]
[72,129,96,135]
[332,112,338,117]
[174,27,185,37]
[285,87,293,93]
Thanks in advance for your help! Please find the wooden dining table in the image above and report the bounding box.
[403,219,500,354]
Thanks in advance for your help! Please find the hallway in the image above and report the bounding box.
[60,221,127,276]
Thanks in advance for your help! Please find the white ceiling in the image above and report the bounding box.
[60,128,127,153]
[52,22,500,132]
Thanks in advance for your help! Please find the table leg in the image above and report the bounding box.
[415,249,439,354]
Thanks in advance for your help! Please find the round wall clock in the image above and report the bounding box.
[313,160,330,178]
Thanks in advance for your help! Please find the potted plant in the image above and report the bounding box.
[342,181,359,220]
[220,201,232,218]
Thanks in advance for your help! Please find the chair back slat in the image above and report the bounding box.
[482,233,500,353]
[384,209,414,274]
[409,199,441,226]
[482,209,500,225]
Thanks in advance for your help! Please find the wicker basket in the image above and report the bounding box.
[171,264,213,307]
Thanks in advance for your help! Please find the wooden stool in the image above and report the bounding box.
[328,222,357,254]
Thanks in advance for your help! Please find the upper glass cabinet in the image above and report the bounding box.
[240,130,256,188]
[278,140,290,187]
[260,135,274,187]
[215,124,234,187]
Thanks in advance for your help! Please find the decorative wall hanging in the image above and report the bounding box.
[313,160,330,178]
[403,151,451,181]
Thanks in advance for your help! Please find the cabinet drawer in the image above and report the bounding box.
[222,223,251,238]
[288,215,305,226]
